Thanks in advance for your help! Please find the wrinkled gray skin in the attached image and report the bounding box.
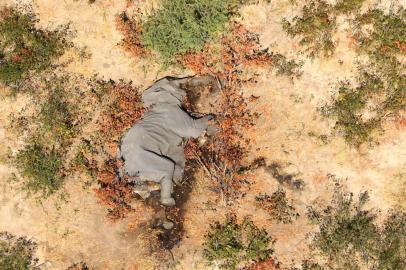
[120,75,219,206]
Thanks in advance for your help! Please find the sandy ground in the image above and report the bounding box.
[0,0,405,269]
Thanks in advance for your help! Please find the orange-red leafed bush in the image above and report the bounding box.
[94,160,134,220]
[79,80,144,220]
[247,258,280,270]
[99,80,145,140]
[115,11,147,58]
[181,23,272,199]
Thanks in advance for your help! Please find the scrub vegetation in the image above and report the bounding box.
[255,188,299,224]
[14,141,63,197]
[282,0,337,58]
[282,0,368,58]
[203,215,274,270]
[0,7,71,91]
[10,75,77,198]
[0,232,39,270]
[10,73,145,209]
[269,52,303,79]
[284,1,405,146]
[140,0,245,64]
[303,176,406,270]
[322,7,405,147]
[0,0,405,269]
[1,4,144,213]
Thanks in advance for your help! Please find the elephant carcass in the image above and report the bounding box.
[119,76,219,206]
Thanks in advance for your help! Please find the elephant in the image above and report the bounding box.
[119,75,220,206]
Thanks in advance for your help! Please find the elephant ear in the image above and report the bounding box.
[142,78,186,107]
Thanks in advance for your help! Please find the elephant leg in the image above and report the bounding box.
[167,145,186,184]
[160,171,175,206]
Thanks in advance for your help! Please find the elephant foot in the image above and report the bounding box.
[161,197,176,207]
[162,220,174,230]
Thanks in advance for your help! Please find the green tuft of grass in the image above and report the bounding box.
[141,0,244,64]
[203,215,273,270]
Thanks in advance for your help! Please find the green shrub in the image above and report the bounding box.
[38,77,76,145]
[14,140,63,198]
[307,180,379,269]
[353,7,406,57]
[141,0,244,63]
[203,215,274,270]
[282,0,336,58]
[378,210,406,270]
[321,73,383,147]
[322,57,405,147]
[0,7,70,88]
[334,0,366,14]
[256,188,299,224]
[282,0,368,58]
[0,232,39,270]
[306,176,406,270]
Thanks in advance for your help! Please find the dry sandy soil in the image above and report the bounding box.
[0,0,405,269]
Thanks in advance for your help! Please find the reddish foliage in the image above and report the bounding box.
[395,114,406,129]
[115,12,147,58]
[93,160,134,221]
[181,23,271,199]
[182,23,272,78]
[99,81,145,139]
[247,258,280,270]
[395,41,406,53]
[85,81,144,221]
